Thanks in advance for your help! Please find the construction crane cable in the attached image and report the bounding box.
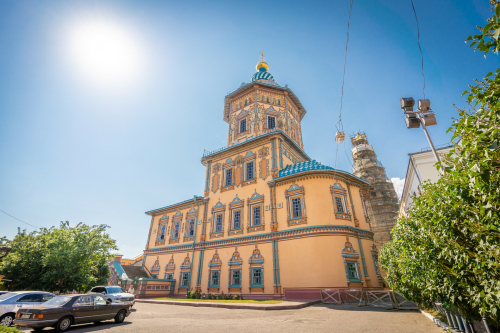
[410,0,426,99]
[336,0,354,132]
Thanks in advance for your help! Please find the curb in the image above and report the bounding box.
[421,309,449,331]
[135,299,321,310]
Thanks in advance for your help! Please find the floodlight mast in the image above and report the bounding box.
[400,97,444,172]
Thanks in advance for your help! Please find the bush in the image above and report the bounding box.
[186,291,192,299]
[234,294,240,300]
[0,326,23,333]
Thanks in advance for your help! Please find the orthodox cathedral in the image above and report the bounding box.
[140,56,383,299]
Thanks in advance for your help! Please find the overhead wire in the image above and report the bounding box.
[0,209,38,229]
[410,0,426,99]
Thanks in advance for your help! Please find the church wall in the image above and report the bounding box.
[279,236,349,288]
[198,243,273,296]
[274,176,366,231]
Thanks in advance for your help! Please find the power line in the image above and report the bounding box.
[0,209,38,229]
[410,0,426,98]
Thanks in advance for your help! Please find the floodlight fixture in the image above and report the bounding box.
[399,96,443,171]
[417,99,431,112]
[400,97,415,111]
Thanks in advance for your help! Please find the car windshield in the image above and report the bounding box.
[0,292,17,302]
[106,287,123,294]
[42,296,72,307]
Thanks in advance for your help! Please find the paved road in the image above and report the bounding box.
[19,302,444,333]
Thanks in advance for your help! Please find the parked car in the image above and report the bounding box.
[0,292,9,297]
[0,291,55,326]
[14,294,130,332]
[88,286,135,307]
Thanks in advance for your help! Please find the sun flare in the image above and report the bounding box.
[68,19,141,87]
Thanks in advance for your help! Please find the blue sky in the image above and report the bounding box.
[0,0,496,258]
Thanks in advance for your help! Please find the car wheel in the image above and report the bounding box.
[55,316,72,332]
[114,310,126,323]
[0,313,14,326]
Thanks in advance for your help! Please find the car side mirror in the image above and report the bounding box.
[101,291,106,295]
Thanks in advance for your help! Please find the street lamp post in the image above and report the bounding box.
[400,97,444,172]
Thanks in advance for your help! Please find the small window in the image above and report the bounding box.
[225,168,233,186]
[233,210,241,229]
[252,268,262,285]
[215,214,223,233]
[347,263,359,280]
[240,119,247,133]
[159,224,166,240]
[292,197,302,218]
[147,286,151,289]
[174,222,180,238]
[246,162,254,180]
[232,270,241,286]
[253,206,261,226]
[17,294,40,303]
[181,273,189,287]
[93,296,106,305]
[211,271,219,286]
[167,274,173,280]
[188,218,195,236]
[268,116,275,129]
[74,295,92,306]
[335,197,345,213]
[371,192,377,197]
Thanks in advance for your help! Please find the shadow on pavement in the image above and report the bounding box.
[21,321,132,332]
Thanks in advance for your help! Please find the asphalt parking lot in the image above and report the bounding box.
[18,301,444,333]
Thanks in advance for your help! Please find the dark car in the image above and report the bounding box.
[13,294,130,332]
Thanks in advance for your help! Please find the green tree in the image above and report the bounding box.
[380,1,500,325]
[0,224,117,293]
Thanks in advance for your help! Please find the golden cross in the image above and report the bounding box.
[260,52,265,62]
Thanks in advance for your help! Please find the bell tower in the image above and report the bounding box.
[223,56,306,149]
[351,133,399,250]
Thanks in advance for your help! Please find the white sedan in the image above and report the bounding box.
[88,286,135,307]
[0,291,56,326]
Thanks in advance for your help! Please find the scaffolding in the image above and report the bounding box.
[350,133,399,250]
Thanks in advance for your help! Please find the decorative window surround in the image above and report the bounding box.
[285,184,307,226]
[242,156,257,187]
[164,255,175,279]
[330,182,351,221]
[229,195,244,236]
[210,201,226,239]
[228,247,242,292]
[170,211,183,244]
[155,215,169,246]
[178,253,191,290]
[247,190,265,233]
[150,256,160,278]
[341,238,363,285]
[248,245,264,292]
[184,208,197,242]
[208,250,222,292]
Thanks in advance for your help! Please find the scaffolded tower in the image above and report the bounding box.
[350,133,399,250]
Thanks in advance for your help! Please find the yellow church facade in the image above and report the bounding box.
[141,59,383,299]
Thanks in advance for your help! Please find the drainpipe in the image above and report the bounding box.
[188,195,201,291]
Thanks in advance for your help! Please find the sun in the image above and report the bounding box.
[67,19,142,88]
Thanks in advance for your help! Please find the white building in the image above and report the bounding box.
[398,145,453,217]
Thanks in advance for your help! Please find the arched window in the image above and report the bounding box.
[228,248,242,291]
[248,245,264,292]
